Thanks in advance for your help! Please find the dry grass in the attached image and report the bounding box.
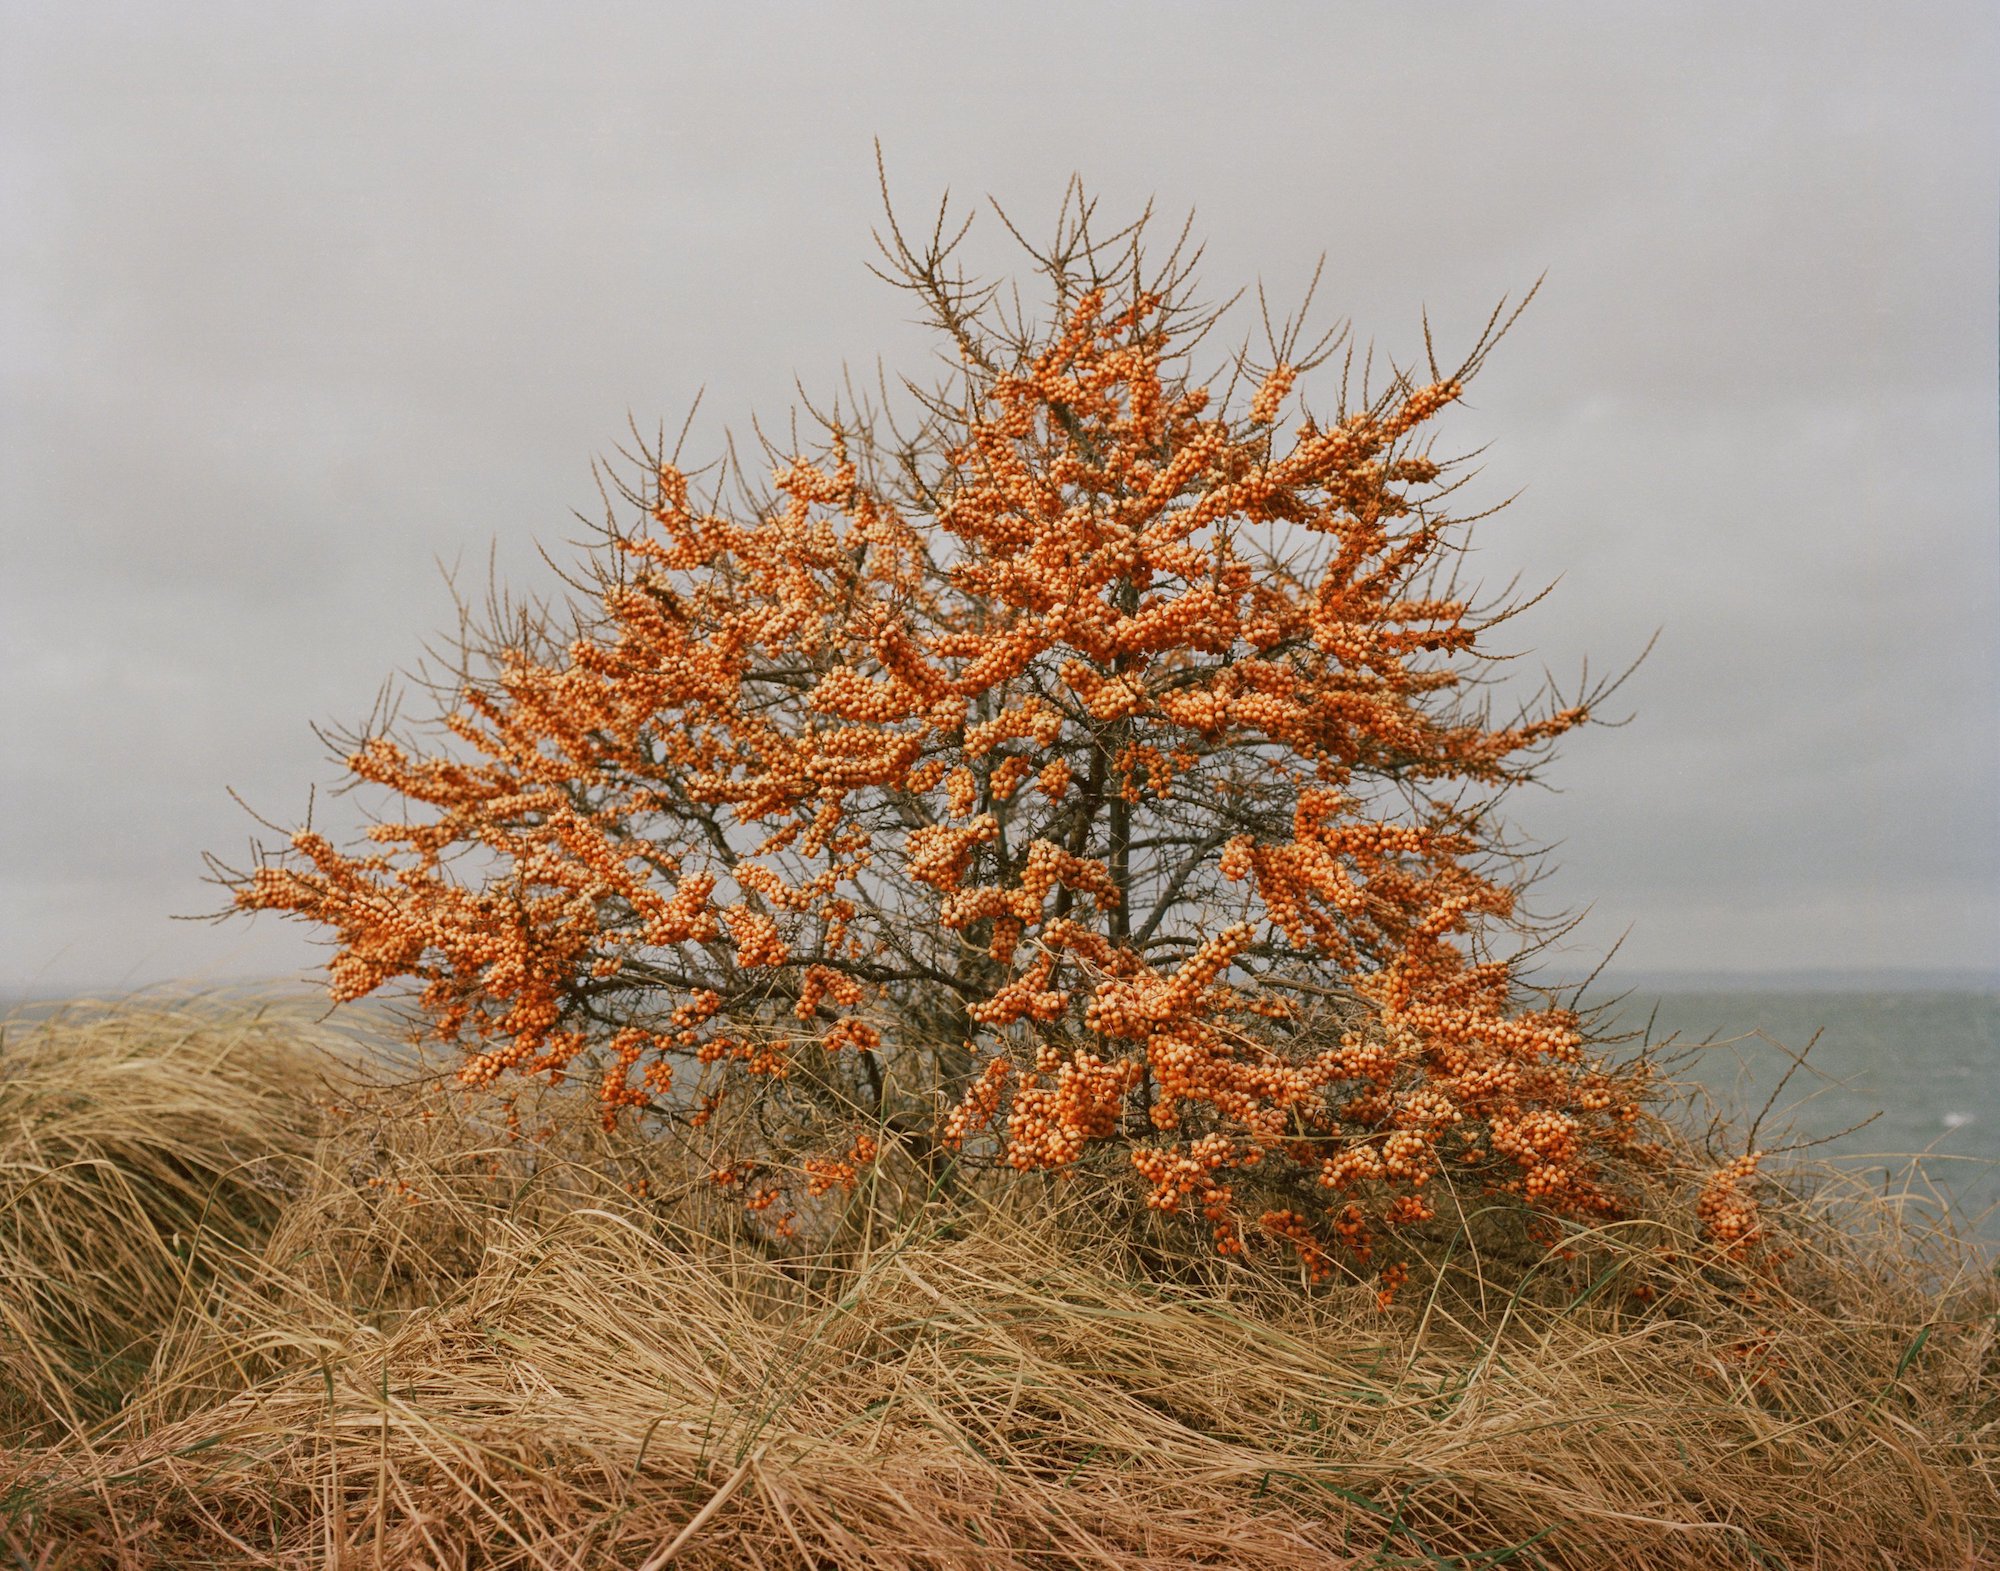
[0,993,1993,1569]
[0,994,339,1438]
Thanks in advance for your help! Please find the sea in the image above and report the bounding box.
[1590,973,1999,1248]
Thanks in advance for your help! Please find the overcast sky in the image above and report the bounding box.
[3,1,1995,997]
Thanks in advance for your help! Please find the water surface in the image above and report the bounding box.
[1595,985,1999,1243]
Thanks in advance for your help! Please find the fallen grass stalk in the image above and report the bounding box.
[0,993,1993,1568]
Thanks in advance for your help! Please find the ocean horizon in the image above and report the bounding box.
[1583,975,1998,1247]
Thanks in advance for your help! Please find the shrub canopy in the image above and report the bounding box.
[228,187,1649,1286]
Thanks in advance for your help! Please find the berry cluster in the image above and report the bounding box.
[1697,1152,1765,1257]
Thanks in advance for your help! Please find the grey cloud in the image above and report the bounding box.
[3,0,1994,994]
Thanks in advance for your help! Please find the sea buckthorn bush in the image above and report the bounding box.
[223,185,1660,1294]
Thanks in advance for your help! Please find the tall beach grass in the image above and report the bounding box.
[1,991,1993,1568]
